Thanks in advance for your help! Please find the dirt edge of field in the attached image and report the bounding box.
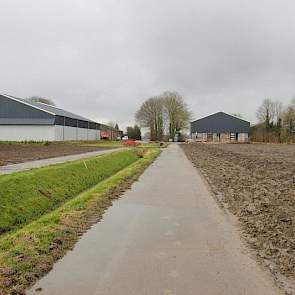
[181,143,295,295]
[0,142,120,167]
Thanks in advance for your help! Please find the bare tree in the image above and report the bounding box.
[161,91,191,140]
[254,97,295,142]
[26,96,55,106]
[256,98,275,127]
[135,97,164,141]
[283,99,295,134]
[273,101,283,124]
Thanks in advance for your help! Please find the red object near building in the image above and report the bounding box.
[122,139,139,147]
[101,131,110,139]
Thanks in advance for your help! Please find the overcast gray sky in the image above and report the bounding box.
[1,0,295,129]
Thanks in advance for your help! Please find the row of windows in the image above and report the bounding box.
[54,116,101,130]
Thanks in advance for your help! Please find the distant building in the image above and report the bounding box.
[190,112,250,143]
[0,94,121,142]
[100,124,123,140]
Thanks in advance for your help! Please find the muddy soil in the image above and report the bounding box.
[0,143,110,166]
[182,143,295,293]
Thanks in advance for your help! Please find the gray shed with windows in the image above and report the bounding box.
[0,94,101,141]
[190,112,250,142]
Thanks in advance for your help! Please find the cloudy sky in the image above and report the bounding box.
[1,0,295,129]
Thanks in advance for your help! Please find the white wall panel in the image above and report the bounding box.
[0,125,55,141]
[88,129,97,140]
[63,126,77,141]
[238,133,249,142]
[54,125,64,141]
[77,128,88,140]
[0,125,102,142]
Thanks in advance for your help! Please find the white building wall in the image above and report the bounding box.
[196,133,207,141]
[0,125,55,141]
[88,129,97,140]
[63,126,77,141]
[54,125,64,141]
[238,133,249,143]
[0,125,102,142]
[77,128,88,140]
[54,126,101,141]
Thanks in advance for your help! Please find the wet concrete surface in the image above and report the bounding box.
[27,144,281,295]
[0,148,124,175]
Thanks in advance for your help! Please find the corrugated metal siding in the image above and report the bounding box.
[29,101,96,122]
[191,112,250,134]
[0,95,54,125]
[0,95,120,138]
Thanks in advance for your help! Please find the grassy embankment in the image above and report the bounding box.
[83,141,169,149]
[138,142,169,148]
[0,150,138,234]
[80,140,124,148]
[0,148,160,294]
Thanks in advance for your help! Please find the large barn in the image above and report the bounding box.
[191,112,250,143]
[0,94,103,141]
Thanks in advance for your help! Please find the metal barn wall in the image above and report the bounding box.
[54,125,64,141]
[54,126,101,141]
[77,128,88,140]
[0,125,55,141]
[191,112,250,134]
[0,95,103,141]
[88,129,99,140]
[0,95,54,125]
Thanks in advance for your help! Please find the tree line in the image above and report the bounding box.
[135,91,191,141]
[253,97,295,142]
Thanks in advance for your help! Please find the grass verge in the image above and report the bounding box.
[138,142,169,148]
[0,148,160,295]
[81,140,123,148]
[0,150,138,235]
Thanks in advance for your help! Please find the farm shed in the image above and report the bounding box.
[100,124,123,140]
[0,94,101,141]
[191,112,250,143]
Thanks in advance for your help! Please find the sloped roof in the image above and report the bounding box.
[3,94,95,122]
[191,112,250,133]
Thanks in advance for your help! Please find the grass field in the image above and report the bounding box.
[0,150,138,235]
[0,147,160,294]
[81,140,124,148]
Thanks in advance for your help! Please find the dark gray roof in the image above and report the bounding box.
[3,94,95,122]
[0,94,55,125]
[0,94,121,131]
[191,112,250,134]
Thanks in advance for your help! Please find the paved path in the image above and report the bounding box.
[0,148,124,175]
[27,144,281,295]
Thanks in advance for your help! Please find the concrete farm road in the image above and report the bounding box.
[27,144,281,295]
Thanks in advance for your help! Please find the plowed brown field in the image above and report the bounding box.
[182,143,295,293]
[0,143,110,166]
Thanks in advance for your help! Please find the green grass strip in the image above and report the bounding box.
[0,148,160,294]
[0,150,138,234]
